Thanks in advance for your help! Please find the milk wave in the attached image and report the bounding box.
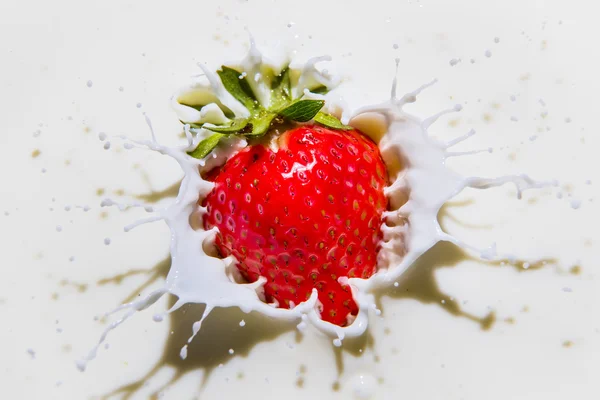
[76,45,552,371]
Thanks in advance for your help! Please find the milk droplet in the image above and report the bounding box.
[562,287,573,293]
[480,243,497,260]
[228,348,234,354]
[333,338,342,347]
[76,360,86,371]
[98,132,107,141]
[123,143,134,150]
[26,348,36,359]
[100,198,113,207]
[352,373,377,399]
[103,142,111,150]
[239,320,246,327]
[485,50,492,58]
[136,103,142,108]
[86,80,93,88]
[449,58,460,67]
[56,225,63,232]
[64,205,72,211]
[69,256,75,262]
[296,321,307,331]
[180,345,188,359]
[570,199,581,209]
[494,37,500,43]
[104,237,111,245]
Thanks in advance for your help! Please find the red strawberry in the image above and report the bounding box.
[202,125,388,326]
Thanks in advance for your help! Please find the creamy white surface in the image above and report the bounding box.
[1,0,599,399]
[76,44,553,366]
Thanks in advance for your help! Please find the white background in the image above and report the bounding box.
[0,0,598,399]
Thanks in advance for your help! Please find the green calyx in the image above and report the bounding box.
[181,65,351,159]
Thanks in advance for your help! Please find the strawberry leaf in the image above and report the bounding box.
[278,100,325,122]
[204,118,248,133]
[217,66,257,111]
[188,133,226,159]
[180,65,335,158]
[181,121,204,129]
[310,85,328,95]
[247,110,277,136]
[270,67,291,110]
[313,112,352,130]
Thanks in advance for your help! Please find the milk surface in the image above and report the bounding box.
[0,0,598,399]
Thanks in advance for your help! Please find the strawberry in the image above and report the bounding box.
[202,125,388,326]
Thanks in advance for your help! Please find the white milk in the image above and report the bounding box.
[2,1,599,399]
[76,44,553,370]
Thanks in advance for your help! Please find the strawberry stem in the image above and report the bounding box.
[184,64,343,159]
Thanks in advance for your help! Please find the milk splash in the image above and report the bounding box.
[76,44,551,371]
